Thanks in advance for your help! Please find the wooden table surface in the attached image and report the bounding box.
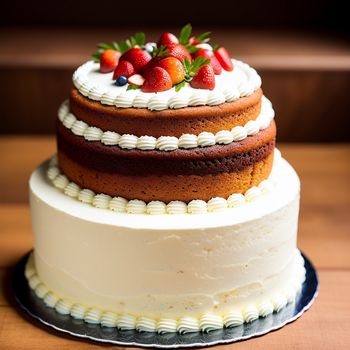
[0,137,349,349]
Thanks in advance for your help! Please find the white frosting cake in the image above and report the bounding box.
[27,154,305,333]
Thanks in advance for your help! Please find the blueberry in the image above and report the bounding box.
[115,75,128,86]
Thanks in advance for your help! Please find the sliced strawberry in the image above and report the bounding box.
[158,32,179,47]
[120,48,152,73]
[142,67,172,92]
[100,49,120,73]
[193,49,222,75]
[156,57,185,85]
[214,47,233,71]
[113,60,135,79]
[190,64,215,90]
[167,44,192,62]
[128,74,145,86]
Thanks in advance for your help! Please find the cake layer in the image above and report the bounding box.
[29,156,304,332]
[70,88,263,138]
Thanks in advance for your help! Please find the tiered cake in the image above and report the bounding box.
[26,25,305,333]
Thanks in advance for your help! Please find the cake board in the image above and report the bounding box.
[12,251,318,348]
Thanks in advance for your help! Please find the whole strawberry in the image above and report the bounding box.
[167,44,192,62]
[113,60,135,79]
[120,48,152,73]
[158,32,179,46]
[100,49,120,73]
[193,49,222,75]
[190,64,215,90]
[142,67,172,92]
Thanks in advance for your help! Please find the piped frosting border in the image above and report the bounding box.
[58,96,274,151]
[25,251,306,333]
[47,153,280,215]
[73,60,261,111]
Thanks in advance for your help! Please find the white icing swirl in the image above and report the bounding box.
[55,299,73,315]
[243,305,259,323]
[117,314,137,330]
[178,134,197,149]
[245,186,262,202]
[62,113,76,129]
[47,166,59,181]
[115,91,137,108]
[227,193,246,208]
[109,196,128,212]
[157,319,178,334]
[119,134,138,149]
[271,293,288,312]
[52,174,69,190]
[223,310,244,327]
[146,201,167,215]
[231,126,248,141]
[188,90,208,106]
[166,201,188,214]
[43,292,59,308]
[34,283,49,298]
[207,197,228,212]
[258,300,274,317]
[177,317,200,334]
[71,120,88,136]
[78,189,95,204]
[84,308,102,324]
[71,304,86,319]
[84,126,103,141]
[197,132,216,147]
[244,120,260,135]
[136,317,157,332]
[64,182,81,198]
[156,136,178,151]
[187,200,207,214]
[215,130,234,144]
[136,135,157,150]
[93,194,112,209]
[101,131,120,145]
[148,95,169,111]
[200,314,224,333]
[126,199,147,214]
[100,312,118,327]
[168,93,189,109]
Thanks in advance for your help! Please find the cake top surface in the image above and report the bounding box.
[73,24,261,110]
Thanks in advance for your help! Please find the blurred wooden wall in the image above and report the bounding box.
[0,1,349,141]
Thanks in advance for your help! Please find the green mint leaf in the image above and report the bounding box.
[184,56,210,81]
[196,31,211,43]
[187,45,200,54]
[127,84,141,91]
[179,23,192,45]
[153,45,169,58]
[118,40,130,53]
[175,81,187,92]
[134,32,146,46]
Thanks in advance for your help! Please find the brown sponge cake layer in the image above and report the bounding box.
[57,120,276,177]
[58,152,274,202]
[70,88,263,138]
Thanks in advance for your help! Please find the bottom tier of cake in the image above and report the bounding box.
[27,153,305,333]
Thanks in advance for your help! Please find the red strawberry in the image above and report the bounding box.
[157,57,185,84]
[190,64,215,90]
[158,32,179,47]
[128,74,145,86]
[214,47,233,71]
[193,49,222,75]
[120,48,152,73]
[142,67,172,92]
[100,49,120,73]
[113,60,135,79]
[189,35,200,45]
[167,44,192,62]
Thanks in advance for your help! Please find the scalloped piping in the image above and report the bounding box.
[58,96,274,151]
[25,251,306,333]
[72,59,262,111]
[47,156,277,215]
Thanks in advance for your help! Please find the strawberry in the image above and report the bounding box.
[193,49,222,75]
[120,48,152,73]
[190,64,215,90]
[167,43,192,62]
[113,60,135,79]
[189,35,200,45]
[214,47,233,71]
[157,57,185,85]
[142,67,172,92]
[158,32,179,47]
[100,49,120,73]
[128,74,145,86]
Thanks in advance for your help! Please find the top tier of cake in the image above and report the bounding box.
[56,26,276,205]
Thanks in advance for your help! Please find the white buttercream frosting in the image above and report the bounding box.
[57,95,274,151]
[72,59,261,111]
[46,154,277,215]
